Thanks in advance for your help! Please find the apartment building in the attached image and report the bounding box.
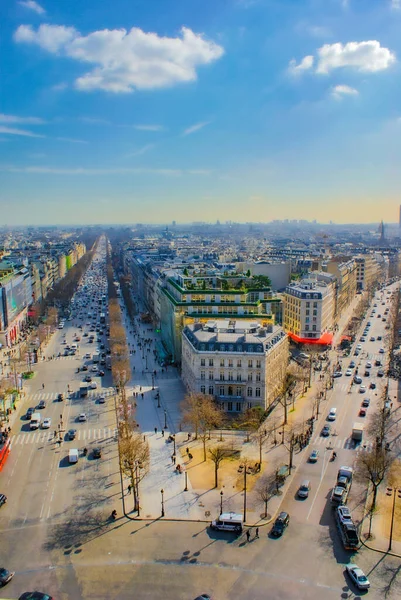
[181,319,289,413]
[323,258,357,321]
[283,273,335,344]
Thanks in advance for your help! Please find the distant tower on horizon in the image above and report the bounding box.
[379,220,385,243]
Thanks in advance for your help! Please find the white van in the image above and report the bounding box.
[71,343,78,350]
[30,413,41,430]
[327,408,337,421]
[69,449,79,464]
[211,512,243,534]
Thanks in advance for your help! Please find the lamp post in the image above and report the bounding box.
[220,490,224,514]
[152,374,155,390]
[243,467,247,523]
[157,392,161,408]
[164,409,167,429]
[184,471,188,491]
[161,488,165,517]
[388,486,401,552]
[173,434,176,454]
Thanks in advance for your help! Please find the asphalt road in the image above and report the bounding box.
[1,273,400,599]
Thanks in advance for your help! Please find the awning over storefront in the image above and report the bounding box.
[288,331,333,345]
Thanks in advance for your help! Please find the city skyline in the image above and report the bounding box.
[1,0,401,225]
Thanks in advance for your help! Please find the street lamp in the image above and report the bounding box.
[152,374,155,390]
[220,490,224,514]
[164,409,167,429]
[173,434,176,454]
[184,470,188,492]
[387,486,401,551]
[161,488,165,517]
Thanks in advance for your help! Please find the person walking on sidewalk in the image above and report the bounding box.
[154,427,158,434]
[255,527,259,539]
[127,484,132,495]
[161,429,164,437]
[246,530,251,542]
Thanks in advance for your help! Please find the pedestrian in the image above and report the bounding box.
[187,432,191,441]
[161,429,164,437]
[127,484,132,494]
[141,393,144,400]
[186,447,189,454]
[154,427,158,434]
[42,383,45,389]
[246,529,251,542]
[255,527,259,539]
[172,454,176,464]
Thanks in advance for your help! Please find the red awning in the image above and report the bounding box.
[341,335,352,341]
[288,331,333,345]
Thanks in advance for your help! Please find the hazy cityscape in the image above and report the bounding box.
[2,1,401,600]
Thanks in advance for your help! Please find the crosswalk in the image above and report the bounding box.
[311,434,373,452]
[11,427,118,446]
[24,389,114,403]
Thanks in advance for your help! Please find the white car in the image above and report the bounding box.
[91,365,98,372]
[365,362,372,369]
[42,417,51,429]
[90,382,97,389]
[359,385,367,393]
[337,506,353,524]
[78,413,87,422]
[345,564,370,590]
[379,347,385,353]
[345,368,353,376]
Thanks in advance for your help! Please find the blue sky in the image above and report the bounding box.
[1,0,401,225]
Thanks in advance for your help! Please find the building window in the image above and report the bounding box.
[200,385,205,394]
[228,372,233,381]
[237,373,242,381]
[201,371,205,380]
[247,387,253,397]
[237,359,242,368]
[208,371,214,380]
[236,402,241,412]
[228,402,233,411]
[248,359,253,368]
[228,359,233,367]
[306,302,310,307]
[248,373,253,381]
[220,372,224,381]
[236,386,242,396]
[219,386,224,395]
[313,302,318,308]
[220,359,225,367]
[255,388,261,397]
[209,386,214,395]
[209,358,214,367]
[256,359,261,368]
[305,325,309,331]
[247,402,252,409]
[312,325,316,331]
[306,309,310,315]
[200,358,205,366]
[256,372,261,382]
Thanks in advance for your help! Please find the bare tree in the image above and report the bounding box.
[182,393,222,460]
[281,423,302,474]
[255,471,280,518]
[355,447,393,512]
[208,446,232,488]
[118,430,150,513]
[237,406,264,442]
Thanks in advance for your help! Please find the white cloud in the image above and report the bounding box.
[391,0,401,10]
[133,124,165,132]
[126,144,155,157]
[55,137,88,144]
[290,40,396,76]
[288,55,314,74]
[14,24,224,93]
[183,121,211,136]
[51,82,67,92]
[0,165,210,176]
[19,1,45,15]
[79,116,111,125]
[331,84,359,99]
[0,113,46,124]
[0,125,45,138]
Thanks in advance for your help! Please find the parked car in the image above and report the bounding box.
[271,512,290,537]
[0,567,15,585]
[321,424,331,437]
[19,592,54,600]
[93,447,102,459]
[42,418,51,429]
[345,564,370,590]
[37,400,46,409]
[0,494,7,508]
[78,413,87,422]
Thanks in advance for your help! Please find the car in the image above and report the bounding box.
[0,567,15,585]
[375,359,382,366]
[42,418,51,429]
[354,375,362,384]
[18,593,54,600]
[309,449,319,463]
[98,370,105,377]
[98,396,106,404]
[321,424,331,437]
[377,314,381,318]
[345,564,370,590]
[90,382,97,389]
[26,407,35,419]
[337,506,353,524]
[364,370,370,377]
[333,371,342,378]
[349,360,356,368]
[366,362,372,369]
[345,368,353,376]
[57,393,64,401]
[83,332,88,337]
[362,397,370,407]
[377,335,382,341]
[359,385,367,393]
[37,399,46,409]
[84,375,92,382]
[370,382,376,389]
[91,365,98,372]
[78,413,87,422]
[359,407,367,417]
[354,350,360,356]
[194,595,211,600]
[0,494,7,507]
[271,512,290,537]
[68,429,77,440]
[82,365,88,371]
[93,447,102,459]
[379,347,385,353]
[378,369,385,377]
